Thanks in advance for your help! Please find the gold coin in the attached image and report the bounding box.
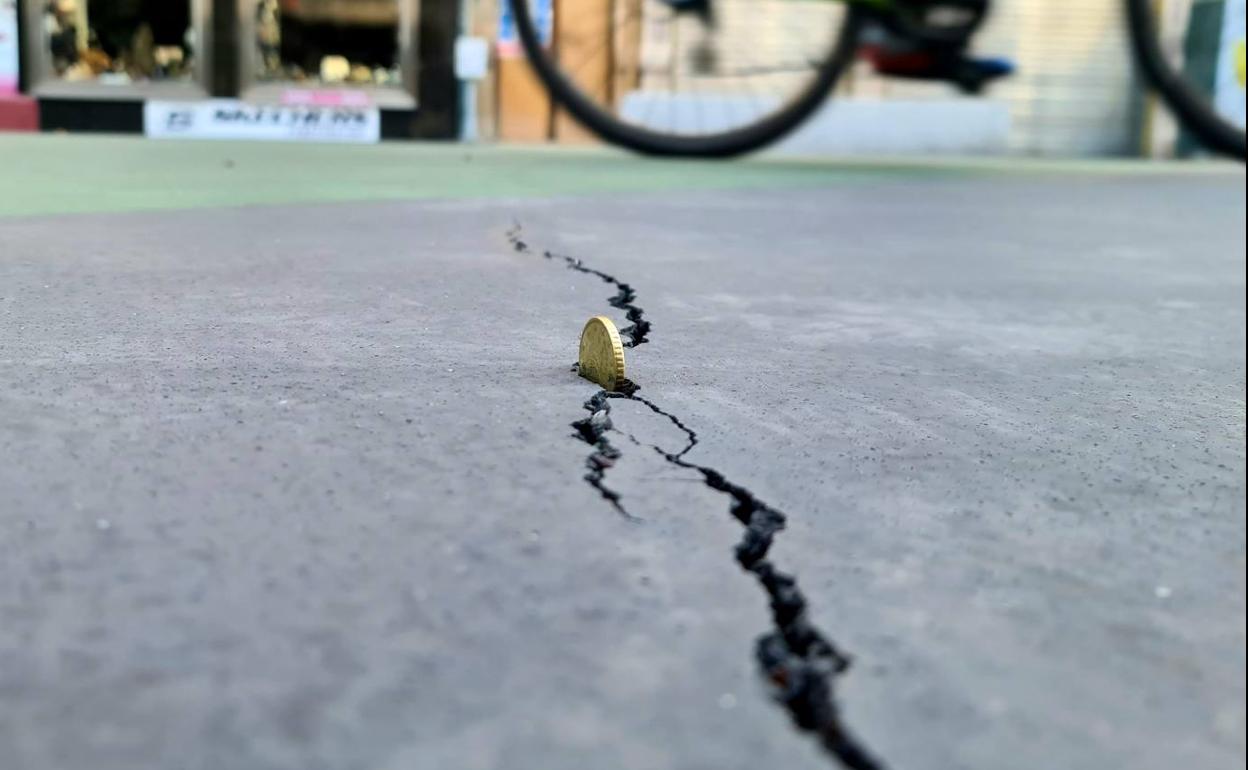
[578,316,626,390]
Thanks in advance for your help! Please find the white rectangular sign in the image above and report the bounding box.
[455,36,490,81]
[145,100,381,143]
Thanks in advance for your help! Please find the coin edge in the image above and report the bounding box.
[580,315,627,389]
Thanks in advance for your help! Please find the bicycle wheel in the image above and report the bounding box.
[1126,0,1246,160]
[508,0,866,157]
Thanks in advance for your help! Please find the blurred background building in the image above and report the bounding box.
[0,0,1242,156]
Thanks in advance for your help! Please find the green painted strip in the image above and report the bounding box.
[0,136,884,218]
[0,135,1234,219]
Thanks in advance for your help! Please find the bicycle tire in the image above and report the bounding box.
[508,0,867,158]
[1125,0,1246,161]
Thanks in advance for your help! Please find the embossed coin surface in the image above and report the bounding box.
[578,316,626,390]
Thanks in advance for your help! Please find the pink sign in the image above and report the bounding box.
[0,1,18,96]
[280,89,374,108]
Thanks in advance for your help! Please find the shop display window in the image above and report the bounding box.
[254,0,402,88]
[41,0,196,85]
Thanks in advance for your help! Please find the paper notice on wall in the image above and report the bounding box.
[0,0,18,95]
[145,100,381,143]
[1216,0,1246,128]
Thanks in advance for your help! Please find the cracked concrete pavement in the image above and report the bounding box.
[1,146,1245,770]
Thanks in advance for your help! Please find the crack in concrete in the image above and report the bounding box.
[511,224,645,520]
[544,251,650,348]
[606,394,884,770]
[513,223,886,769]
[508,224,650,348]
[570,390,641,523]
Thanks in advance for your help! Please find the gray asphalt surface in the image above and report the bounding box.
[1,166,1245,770]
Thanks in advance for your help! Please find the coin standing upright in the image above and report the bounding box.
[578,316,626,391]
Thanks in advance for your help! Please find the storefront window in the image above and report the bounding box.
[254,0,402,88]
[41,0,195,85]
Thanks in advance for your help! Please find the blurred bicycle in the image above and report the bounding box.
[506,0,1247,159]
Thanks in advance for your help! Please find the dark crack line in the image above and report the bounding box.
[607,392,698,458]
[570,391,641,523]
[513,222,887,769]
[509,223,672,524]
[603,394,884,770]
[511,223,647,520]
[544,250,651,348]
[508,224,650,348]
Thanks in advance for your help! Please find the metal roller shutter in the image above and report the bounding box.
[988,0,1140,155]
